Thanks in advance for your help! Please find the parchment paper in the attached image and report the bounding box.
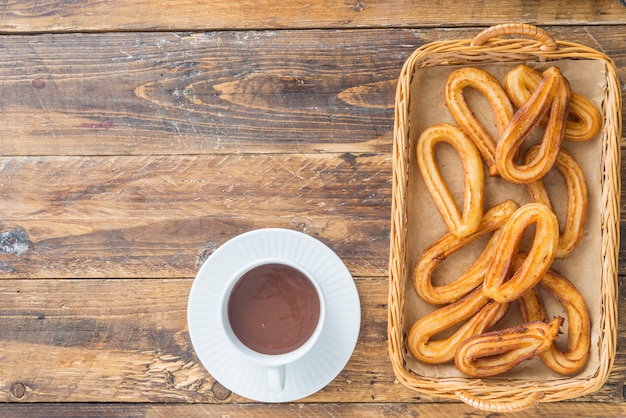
[403,59,607,379]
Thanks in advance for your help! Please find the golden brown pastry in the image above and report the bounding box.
[483,203,559,303]
[406,286,509,364]
[525,145,588,258]
[416,123,484,238]
[407,65,594,379]
[454,317,562,378]
[413,200,518,305]
[518,258,591,375]
[444,66,515,176]
[504,64,601,142]
[495,66,571,184]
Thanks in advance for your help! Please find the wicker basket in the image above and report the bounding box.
[388,23,622,413]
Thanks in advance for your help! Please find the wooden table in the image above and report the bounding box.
[0,1,624,416]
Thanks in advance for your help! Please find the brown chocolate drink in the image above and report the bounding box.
[227,263,321,355]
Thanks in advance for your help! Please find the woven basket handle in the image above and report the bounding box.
[456,390,544,413]
[470,23,557,51]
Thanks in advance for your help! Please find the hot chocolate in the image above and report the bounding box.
[227,263,321,355]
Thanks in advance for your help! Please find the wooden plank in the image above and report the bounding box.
[0,277,624,404]
[0,278,399,403]
[0,154,391,278]
[1,401,625,417]
[0,30,402,156]
[0,0,625,32]
[0,19,623,413]
[0,27,623,157]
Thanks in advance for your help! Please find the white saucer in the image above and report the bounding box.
[187,228,361,402]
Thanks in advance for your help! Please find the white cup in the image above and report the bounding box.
[219,258,326,392]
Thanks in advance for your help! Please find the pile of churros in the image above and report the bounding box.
[407,64,602,378]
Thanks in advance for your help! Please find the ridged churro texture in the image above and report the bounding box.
[407,63,600,378]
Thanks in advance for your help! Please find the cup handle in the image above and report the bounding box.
[267,365,286,392]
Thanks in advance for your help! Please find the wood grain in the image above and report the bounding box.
[0,0,625,32]
[0,278,393,403]
[0,27,623,157]
[0,26,624,278]
[0,30,401,156]
[0,4,624,414]
[0,154,390,278]
[0,277,624,405]
[2,402,626,418]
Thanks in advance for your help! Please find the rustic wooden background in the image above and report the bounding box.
[0,0,625,416]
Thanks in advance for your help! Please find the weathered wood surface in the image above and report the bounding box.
[3,149,626,278]
[0,0,625,32]
[0,27,624,157]
[0,27,623,278]
[0,154,391,278]
[0,277,625,406]
[0,278,393,403]
[2,402,626,418]
[0,0,624,415]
